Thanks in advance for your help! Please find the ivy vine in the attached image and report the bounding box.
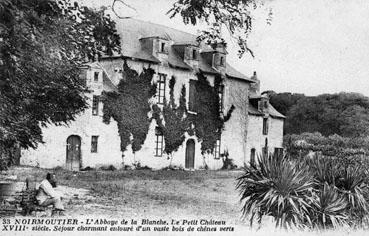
[103,62,234,157]
[102,61,156,153]
[155,72,234,155]
[154,76,190,155]
[189,72,224,154]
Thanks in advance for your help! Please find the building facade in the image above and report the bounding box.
[21,19,285,170]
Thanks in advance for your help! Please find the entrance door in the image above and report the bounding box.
[66,135,81,171]
[185,139,195,169]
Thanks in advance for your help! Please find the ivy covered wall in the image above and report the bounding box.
[102,60,235,162]
[102,61,156,153]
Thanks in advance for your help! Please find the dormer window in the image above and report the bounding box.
[220,56,224,66]
[192,49,197,60]
[94,71,99,82]
[160,42,166,53]
[264,100,268,108]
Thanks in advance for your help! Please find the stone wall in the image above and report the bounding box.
[20,59,284,170]
[245,115,284,163]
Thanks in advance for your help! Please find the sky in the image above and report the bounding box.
[83,0,369,97]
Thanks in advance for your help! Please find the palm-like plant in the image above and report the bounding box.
[336,165,369,225]
[308,156,369,225]
[310,183,348,228]
[236,153,315,228]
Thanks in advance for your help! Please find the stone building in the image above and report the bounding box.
[21,19,284,170]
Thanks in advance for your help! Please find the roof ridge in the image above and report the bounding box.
[115,18,197,39]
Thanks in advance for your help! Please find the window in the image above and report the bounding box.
[155,127,164,157]
[218,85,224,113]
[160,42,166,53]
[214,139,221,159]
[250,148,256,165]
[262,138,268,157]
[91,136,98,153]
[263,100,268,109]
[274,148,283,158]
[262,118,268,135]
[156,74,166,104]
[220,56,224,66]
[114,67,122,73]
[189,80,197,112]
[192,49,197,60]
[92,95,100,116]
[94,71,99,82]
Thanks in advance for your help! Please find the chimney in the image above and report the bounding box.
[250,71,260,95]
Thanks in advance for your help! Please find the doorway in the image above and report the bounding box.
[66,135,81,171]
[185,139,195,169]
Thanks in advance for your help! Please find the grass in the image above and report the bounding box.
[3,166,369,235]
[3,166,244,224]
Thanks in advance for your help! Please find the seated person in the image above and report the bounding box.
[36,173,65,216]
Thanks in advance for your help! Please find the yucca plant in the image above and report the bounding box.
[308,155,369,226]
[310,183,348,228]
[305,155,341,187]
[336,165,369,225]
[236,153,316,228]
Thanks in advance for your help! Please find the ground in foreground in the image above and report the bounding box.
[3,166,244,225]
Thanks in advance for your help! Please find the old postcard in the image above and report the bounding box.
[1,0,369,235]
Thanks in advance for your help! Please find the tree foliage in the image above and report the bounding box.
[266,92,369,137]
[168,0,265,57]
[0,0,120,153]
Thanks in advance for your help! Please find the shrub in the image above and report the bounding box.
[99,165,117,171]
[132,162,151,170]
[237,152,369,229]
[161,165,184,171]
[237,153,315,228]
[310,183,348,228]
[81,166,94,171]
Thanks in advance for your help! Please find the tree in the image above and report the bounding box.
[267,92,369,137]
[168,0,267,57]
[0,0,120,155]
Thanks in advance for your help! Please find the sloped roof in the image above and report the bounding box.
[226,63,256,83]
[248,102,286,119]
[108,18,251,82]
[112,18,197,61]
[268,105,286,119]
[248,103,263,116]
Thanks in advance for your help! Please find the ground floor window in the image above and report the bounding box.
[250,148,256,165]
[214,139,221,159]
[155,127,164,157]
[91,136,99,153]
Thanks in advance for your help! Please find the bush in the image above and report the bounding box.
[81,166,95,171]
[237,153,315,228]
[99,165,117,171]
[161,165,184,171]
[236,152,369,229]
[132,162,151,170]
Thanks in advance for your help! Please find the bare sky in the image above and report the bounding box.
[84,0,369,96]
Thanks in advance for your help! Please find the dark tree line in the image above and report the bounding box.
[264,91,369,137]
